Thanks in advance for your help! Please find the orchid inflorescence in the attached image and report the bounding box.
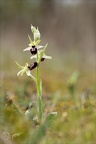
[16,25,52,121]
[16,25,51,80]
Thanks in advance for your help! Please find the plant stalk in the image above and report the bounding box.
[69,87,76,105]
[36,64,43,121]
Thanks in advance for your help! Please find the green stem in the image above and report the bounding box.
[35,51,43,121]
[36,65,43,121]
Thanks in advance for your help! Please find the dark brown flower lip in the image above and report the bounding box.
[30,47,37,55]
[28,62,38,70]
[41,58,45,62]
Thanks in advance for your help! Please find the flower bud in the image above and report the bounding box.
[28,62,38,70]
[34,28,40,40]
[31,25,36,33]
[31,25,40,41]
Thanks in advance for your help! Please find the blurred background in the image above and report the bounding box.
[0,1,96,143]
[0,0,96,91]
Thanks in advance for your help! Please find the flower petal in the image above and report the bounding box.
[17,70,22,76]
[43,54,52,59]
[26,70,36,81]
[16,63,29,77]
[23,45,44,52]
[30,55,37,59]
[37,45,44,50]
[23,47,31,51]
[26,70,31,76]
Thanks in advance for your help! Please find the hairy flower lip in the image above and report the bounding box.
[30,47,37,55]
[41,58,45,62]
[28,62,38,70]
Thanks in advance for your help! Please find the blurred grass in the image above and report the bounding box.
[0,48,96,144]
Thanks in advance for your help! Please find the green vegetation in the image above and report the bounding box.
[0,61,96,144]
[0,24,96,144]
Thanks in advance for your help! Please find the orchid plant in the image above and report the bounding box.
[16,25,52,122]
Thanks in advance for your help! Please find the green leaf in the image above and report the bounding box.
[30,111,56,144]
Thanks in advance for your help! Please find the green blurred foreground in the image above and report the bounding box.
[0,54,96,144]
